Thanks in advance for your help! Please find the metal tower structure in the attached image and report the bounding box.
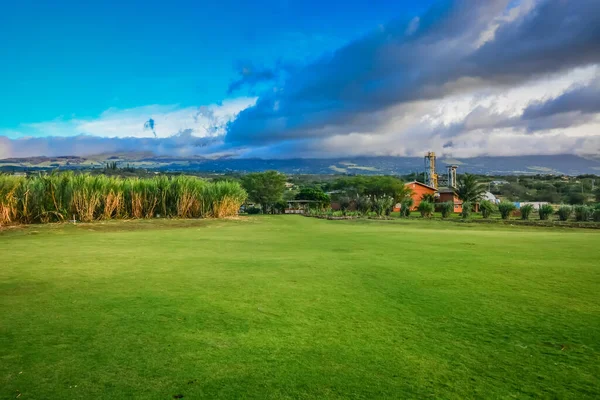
[448,165,458,188]
[424,152,438,188]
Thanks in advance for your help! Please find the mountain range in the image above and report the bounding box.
[1,153,599,176]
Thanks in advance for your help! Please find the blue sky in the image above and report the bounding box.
[0,0,432,129]
[1,0,600,158]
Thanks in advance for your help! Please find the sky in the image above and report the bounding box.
[1,0,599,159]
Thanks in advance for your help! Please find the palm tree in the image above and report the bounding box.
[421,193,436,203]
[454,173,486,203]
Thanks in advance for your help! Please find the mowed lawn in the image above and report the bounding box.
[1,217,599,399]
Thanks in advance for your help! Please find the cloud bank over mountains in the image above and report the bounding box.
[0,99,255,158]
[2,0,600,159]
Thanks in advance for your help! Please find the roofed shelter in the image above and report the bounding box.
[284,200,320,214]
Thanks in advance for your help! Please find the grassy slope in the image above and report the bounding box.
[1,217,599,399]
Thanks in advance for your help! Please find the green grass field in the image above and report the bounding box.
[1,217,599,399]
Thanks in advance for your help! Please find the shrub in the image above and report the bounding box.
[498,201,516,220]
[355,196,372,215]
[479,200,495,219]
[338,196,351,215]
[538,204,554,221]
[557,205,572,221]
[593,208,600,222]
[417,201,435,218]
[520,204,534,220]
[246,206,261,214]
[307,209,326,217]
[273,200,287,214]
[373,196,394,217]
[421,193,436,203]
[399,198,414,218]
[439,201,454,219]
[573,205,591,222]
[460,201,472,219]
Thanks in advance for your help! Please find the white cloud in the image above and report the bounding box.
[238,66,600,158]
[2,97,256,140]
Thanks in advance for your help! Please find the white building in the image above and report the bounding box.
[482,191,499,204]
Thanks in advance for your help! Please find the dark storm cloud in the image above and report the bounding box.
[465,0,600,81]
[225,0,600,146]
[522,81,600,120]
[520,81,600,132]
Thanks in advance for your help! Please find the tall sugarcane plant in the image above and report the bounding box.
[0,173,246,226]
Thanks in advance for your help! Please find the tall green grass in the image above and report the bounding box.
[0,173,246,225]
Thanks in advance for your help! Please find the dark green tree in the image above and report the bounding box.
[295,188,330,209]
[567,192,586,205]
[455,174,486,203]
[333,176,411,203]
[241,171,287,214]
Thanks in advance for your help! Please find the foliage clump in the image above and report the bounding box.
[538,204,554,221]
[373,196,394,217]
[460,201,472,219]
[439,201,454,219]
[338,196,351,215]
[418,201,435,218]
[573,205,591,222]
[520,204,534,220]
[594,204,600,222]
[557,205,572,221]
[356,196,372,216]
[399,198,414,218]
[479,200,495,219]
[498,201,516,220]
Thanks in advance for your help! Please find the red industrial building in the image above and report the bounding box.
[437,187,463,213]
[404,181,437,211]
[403,156,464,213]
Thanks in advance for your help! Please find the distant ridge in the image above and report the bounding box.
[1,154,599,176]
